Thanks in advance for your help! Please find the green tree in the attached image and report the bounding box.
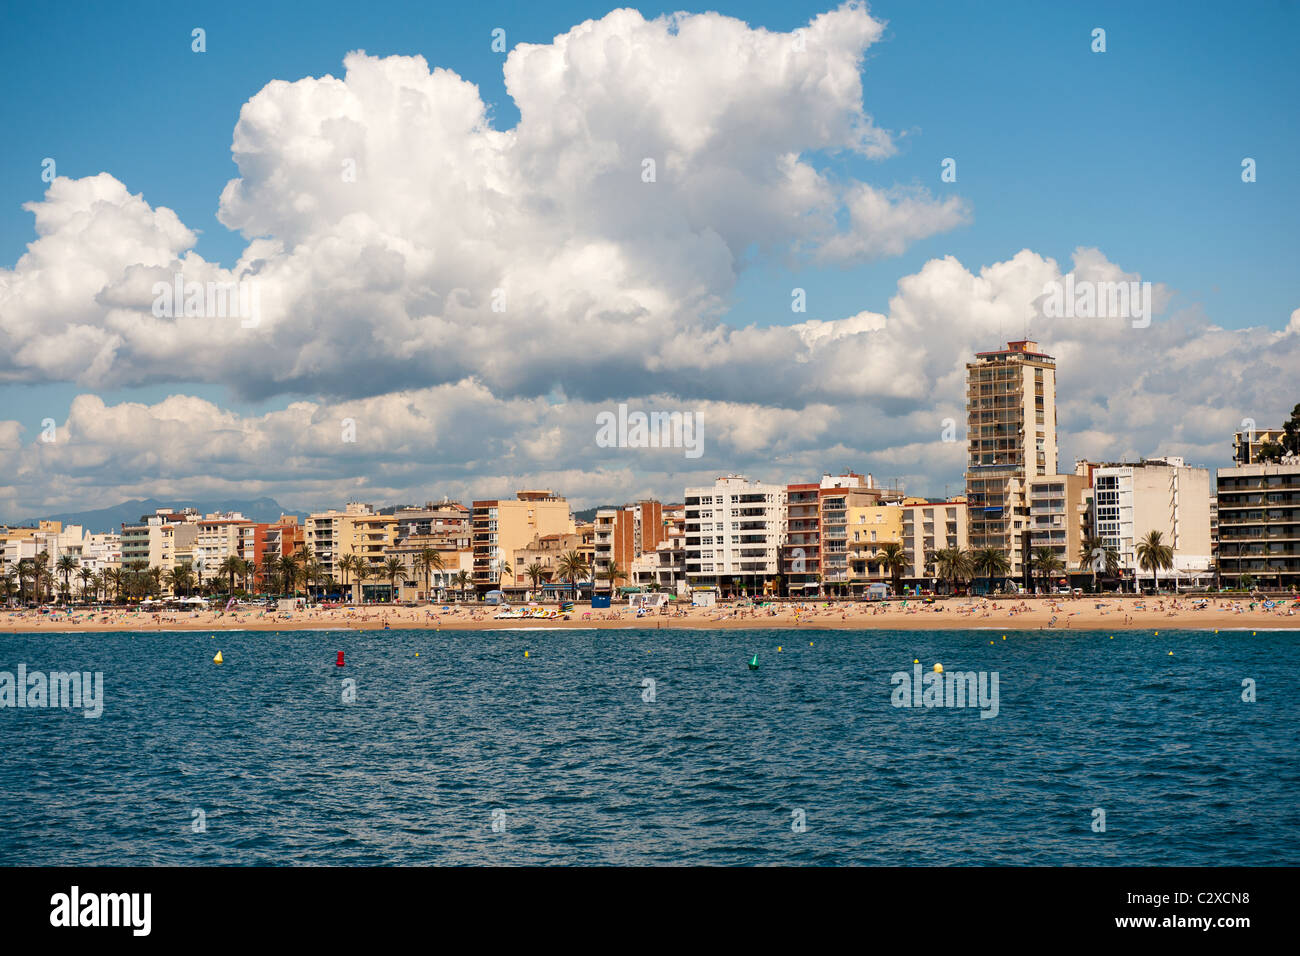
[382,556,407,602]
[56,554,79,602]
[416,547,444,602]
[598,561,627,592]
[1281,401,1300,456]
[1136,530,1174,592]
[353,561,372,604]
[872,542,910,596]
[1078,535,1119,592]
[929,547,973,595]
[969,546,1010,595]
[556,550,589,601]
[1030,547,1065,594]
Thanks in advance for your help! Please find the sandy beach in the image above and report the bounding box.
[3,595,1298,633]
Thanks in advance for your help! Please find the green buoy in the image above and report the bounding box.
[748,654,759,670]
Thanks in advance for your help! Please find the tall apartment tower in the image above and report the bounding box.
[964,340,1058,580]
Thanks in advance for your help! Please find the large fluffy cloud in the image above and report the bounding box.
[3,243,1297,519]
[0,3,966,402]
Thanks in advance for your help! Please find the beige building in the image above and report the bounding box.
[900,498,970,583]
[964,340,1058,580]
[306,501,396,587]
[1027,473,1091,573]
[384,537,473,602]
[846,504,905,587]
[512,531,592,590]
[472,491,575,590]
[1091,457,1213,587]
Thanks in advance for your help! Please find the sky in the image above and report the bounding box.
[1,0,1298,519]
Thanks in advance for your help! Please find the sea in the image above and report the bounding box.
[1,626,1296,865]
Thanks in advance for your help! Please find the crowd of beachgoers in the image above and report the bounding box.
[2,592,1297,632]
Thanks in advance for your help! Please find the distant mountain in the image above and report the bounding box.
[573,505,620,523]
[8,497,307,534]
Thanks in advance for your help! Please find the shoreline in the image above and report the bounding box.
[3,596,1298,634]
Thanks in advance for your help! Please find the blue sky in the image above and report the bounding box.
[1,1,1297,515]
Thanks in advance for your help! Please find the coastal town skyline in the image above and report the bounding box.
[2,2,1299,521]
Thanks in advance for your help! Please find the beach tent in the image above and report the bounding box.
[484,590,508,605]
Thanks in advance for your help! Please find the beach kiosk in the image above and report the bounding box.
[691,587,718,608]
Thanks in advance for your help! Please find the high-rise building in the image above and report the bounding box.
[684,475,787,594]
[964,340,1058,580]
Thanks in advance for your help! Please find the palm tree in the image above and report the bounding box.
[556,550,589,602]
[1030,547,1065,594]
[416,547,444,602]
[452,569,471,602]
[33,552,50,603]
[1078,535,1119,592]
[382,556,407,603]
[873,542,910,596]
[217,555,243,597]
[969,546,1011,595]
[258,552,279,595]
[598,561,628,593]
[105,567,123,604]
[278,552,301,599]
[497,558,513,591]
[78,566,94,601]
[1136,530,1174,593]
[930,547,973,595]
[0,565,17,606]
[353,561,372,604]
[525,562,546,594]
[147,566,164,598]
[56,554,79,603]
[302,556,324,602]
[165,565,194,598]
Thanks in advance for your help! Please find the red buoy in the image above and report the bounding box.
[336,651,344,667]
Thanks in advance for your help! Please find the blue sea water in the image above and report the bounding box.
[1,627,1296,866]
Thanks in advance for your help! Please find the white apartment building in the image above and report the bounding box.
[684,476,787,594]
[1091,457,1213,587]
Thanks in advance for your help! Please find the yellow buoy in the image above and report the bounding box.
[524,650,529,658]
[913,659,919,664]
[933,663,943,673]
[415,653,419,657]
[213,651,223,664]
[1168,651,1173,656]
[777,646,782,652]
[1154,631,1159,636]
[809,642,813,647]
[1002,635,1006,640]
